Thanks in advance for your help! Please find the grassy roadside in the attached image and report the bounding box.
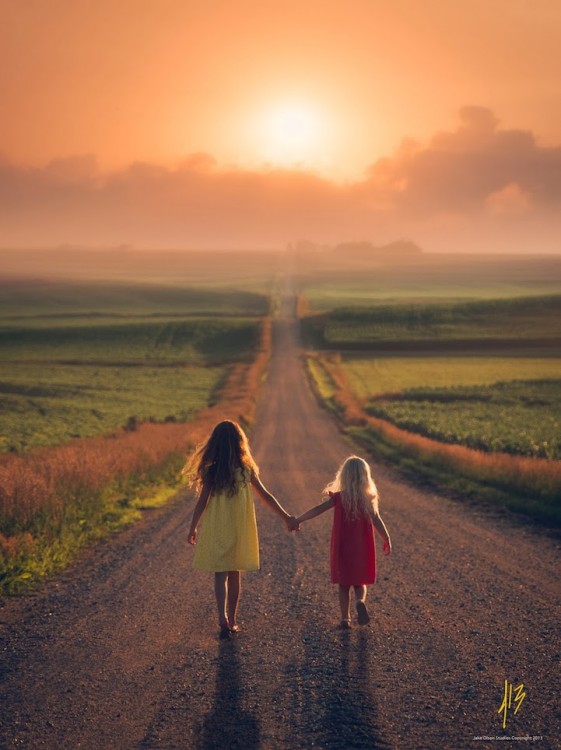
[305,353,561,527]
[0,318,272,594]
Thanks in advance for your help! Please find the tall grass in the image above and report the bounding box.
[306,353,561,526]
[0,318,272,593]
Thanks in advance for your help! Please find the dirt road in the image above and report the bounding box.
[1,289,560,750]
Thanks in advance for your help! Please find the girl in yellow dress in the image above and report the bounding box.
[185,420,298,639]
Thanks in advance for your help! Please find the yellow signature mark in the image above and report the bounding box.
[498,679,526,729]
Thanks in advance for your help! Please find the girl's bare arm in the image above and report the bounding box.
[188,483,211,544]
[250,474,296,528]
[370,510,392,554]
[296,495,335,525]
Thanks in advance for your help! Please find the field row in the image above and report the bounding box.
[306,353,561,523]
[0,309,264,453]
[304,295,561,347]
[0,363,223,453]
[340,356,561,460]
[296,254,561,313]
[0,317,260,366]
[0,279,270,320]
[340,356,561,397]
[366,380,561,460]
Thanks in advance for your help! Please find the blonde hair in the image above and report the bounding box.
[325,455,379,521]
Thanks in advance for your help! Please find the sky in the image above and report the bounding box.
[1,0,560,252]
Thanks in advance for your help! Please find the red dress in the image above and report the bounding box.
[330,491,376,586]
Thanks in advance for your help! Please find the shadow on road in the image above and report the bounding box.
[199,638,260,750]
[329,628,388,749]
[294,625,388,750]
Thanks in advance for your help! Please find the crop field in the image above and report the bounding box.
[334,337,561,463]
[0,317,261,365]
[0,362,223,452]
[0,279,270,320]
[340,356,561,397]
[304,295,561,348]
[0,278,267,453]
[299,254,561,517]
[366,380,561,460]
[0,262,274,590]
[296,253,561,312]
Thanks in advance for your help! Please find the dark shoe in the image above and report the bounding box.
[356,601,370,626]
[339,619,352,629]
[219,624,231,640]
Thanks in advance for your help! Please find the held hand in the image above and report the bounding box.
[188,530,198,545]
[383,538,392,556]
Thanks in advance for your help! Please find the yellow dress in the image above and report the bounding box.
[193,468,260,572]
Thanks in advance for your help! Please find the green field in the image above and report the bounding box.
[0,262,277,592]
[0,317,260,365]
[0,362,223,452]
[339,353,561,462]
[0,279,270,321]
[301,265,561,520]
[365,380,561,460]
[340,356,561,397]
[296,252,561,312]
[305,296,561,348]
[0,278,267,453]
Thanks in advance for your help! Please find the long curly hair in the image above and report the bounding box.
[183,420,259,496]
[324,455,379,521]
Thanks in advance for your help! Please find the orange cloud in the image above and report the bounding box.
[0,108,560,253]
[486,183,532,217]
[364,106,561,218]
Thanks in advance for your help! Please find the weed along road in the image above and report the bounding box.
[1,290,561,750]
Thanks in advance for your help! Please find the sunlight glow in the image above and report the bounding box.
[271,105,316,147]
[256,100,331,170]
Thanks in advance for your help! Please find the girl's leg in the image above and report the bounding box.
[354,585,367,603]
[214,572,229,627]
[354,585,370,625]
[339,585,351,622]
[227,571,241,628]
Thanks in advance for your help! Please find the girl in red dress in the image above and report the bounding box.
[296,456,392,628]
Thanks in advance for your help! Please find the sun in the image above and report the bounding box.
[257,100,328,169]
[271,105,316,148]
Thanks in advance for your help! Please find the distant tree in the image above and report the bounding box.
[334,241,377,254]
[378,240,423,254]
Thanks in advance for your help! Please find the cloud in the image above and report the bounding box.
[364,106,561,220]
[43,155,100,185]
[486,183,532,216]
[0,107,560,252]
